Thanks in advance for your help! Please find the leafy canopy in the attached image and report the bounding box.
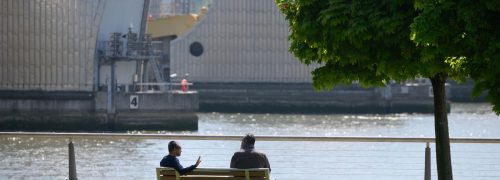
[411,0,500,113]
[277,0,499,113]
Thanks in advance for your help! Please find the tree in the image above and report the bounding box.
[411,0,500,114]
[277,1,499,180]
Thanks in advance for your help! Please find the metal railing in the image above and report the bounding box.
[96,40,163,60]
[2,132,500,180]
[103,82,194,93]
[135,82,194,93]
[2,132,500,143]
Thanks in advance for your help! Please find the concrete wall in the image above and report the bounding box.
[0,94,101,131]
[447,80,487,102]
[0,0,106,91]
[449,85,486,102]
[194,83,439,114]
[0,98,94,114]
[95,92,198,112]
[0,91,199,131]
[95,91,198,130]
[170,0,317,83]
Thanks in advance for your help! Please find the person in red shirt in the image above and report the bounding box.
[180,74,189,92]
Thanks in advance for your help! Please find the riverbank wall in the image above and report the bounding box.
[193,83,449,114]
[0,91,198,131]
[448,80,488,102]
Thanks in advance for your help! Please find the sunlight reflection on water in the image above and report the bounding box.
[1,103,499,179]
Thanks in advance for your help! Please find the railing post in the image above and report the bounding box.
[425,142,431,180]
[245,170,250,180]
[69,140,77,180]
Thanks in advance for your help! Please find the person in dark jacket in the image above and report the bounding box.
[230,133,271,172]
[160,141,201,175]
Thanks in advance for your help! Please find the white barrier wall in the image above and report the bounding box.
[0,0,106,91]
[170,0,317,83]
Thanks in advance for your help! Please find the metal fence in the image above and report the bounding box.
[1,132,500,180]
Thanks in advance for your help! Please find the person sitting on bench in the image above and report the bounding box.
[160,141,201,175]
[230,133,271,172]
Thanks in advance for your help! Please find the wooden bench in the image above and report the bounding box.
[156,167,270,180]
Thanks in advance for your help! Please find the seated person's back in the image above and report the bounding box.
[231,149,270,169]
[230,134,271,171]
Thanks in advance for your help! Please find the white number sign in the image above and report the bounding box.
[130,95,139,109]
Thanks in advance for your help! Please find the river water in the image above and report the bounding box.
[1,103,499,180]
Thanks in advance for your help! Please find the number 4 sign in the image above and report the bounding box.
[130,95,139,109]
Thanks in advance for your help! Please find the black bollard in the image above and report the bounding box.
[69,141,77,180]
[425,142,431,180]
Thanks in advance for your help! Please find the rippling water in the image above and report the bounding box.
[194,103,500,137]
[1,103,499,180]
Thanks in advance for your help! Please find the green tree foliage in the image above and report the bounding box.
[279,1,422,88]
[277,0,499,180]
[411,0,500,113]
[277,0,499,112]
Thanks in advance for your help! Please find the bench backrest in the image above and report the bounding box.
[156,167,270,180]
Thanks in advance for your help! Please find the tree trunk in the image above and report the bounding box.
[430,73,453,180]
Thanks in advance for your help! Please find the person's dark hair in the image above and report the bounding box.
[242,133,255,146]
[168,141,181,152]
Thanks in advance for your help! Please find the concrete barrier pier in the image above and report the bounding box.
[0,91,198,131]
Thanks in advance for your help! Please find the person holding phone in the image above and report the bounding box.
[160,141,202,175]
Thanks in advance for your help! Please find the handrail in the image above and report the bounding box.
[135,82,193,86]
[1,132,500,144]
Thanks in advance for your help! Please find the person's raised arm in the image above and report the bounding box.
[174,158,198,175]
[195,156,202,167]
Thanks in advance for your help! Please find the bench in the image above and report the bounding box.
[156,167,270,180]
